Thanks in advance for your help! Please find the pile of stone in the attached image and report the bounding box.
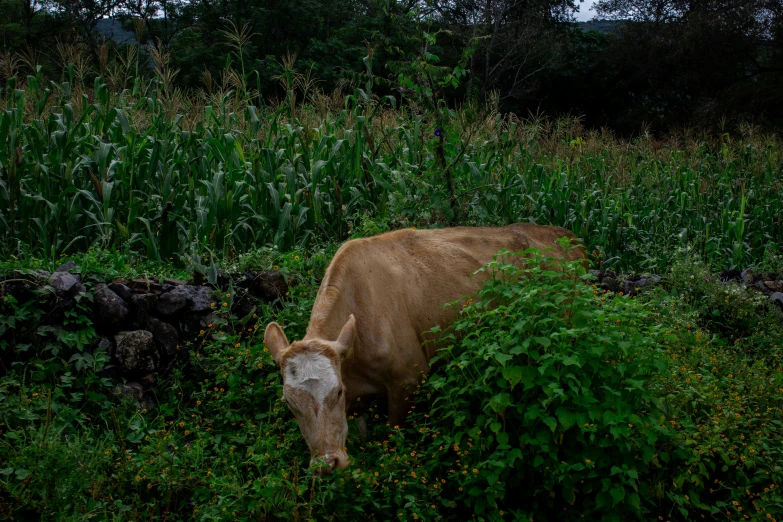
[0,263,289,408]
[590,270,663,297]
[724,269,783,309]
[590,268,783,312]
[2,261,781,409]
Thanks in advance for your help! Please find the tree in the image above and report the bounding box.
[49,0,127,52]
[425,0,578,104]
[594,0,783,129]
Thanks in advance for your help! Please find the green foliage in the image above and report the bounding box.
[667,251,778,340]
[1,248,783,520]
[2,11,783,518]
[0,249,191,282]
[0,249,322,519]
[644,293,783,520]
[407,248,670,519]
[3,69,783,272]
[754,243,783,277]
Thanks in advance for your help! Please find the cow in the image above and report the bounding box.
[263,224,586,475]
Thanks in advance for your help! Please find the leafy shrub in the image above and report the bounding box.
[412,248,671,520]
[754,243,783,277]
[667,252,778,341]
[644,290,783,519]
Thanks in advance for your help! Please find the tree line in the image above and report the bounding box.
[1,0,781,133]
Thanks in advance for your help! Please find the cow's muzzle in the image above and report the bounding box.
[311,451,349,477]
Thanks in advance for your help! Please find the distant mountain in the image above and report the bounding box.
[95,19,137,45]
[578,19,622,34]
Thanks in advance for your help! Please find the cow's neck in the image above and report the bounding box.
[303,284,352,343]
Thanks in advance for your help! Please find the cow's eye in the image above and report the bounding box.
[337,388,343,398]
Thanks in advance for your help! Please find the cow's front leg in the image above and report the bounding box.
[356,415,368,439]
[347,396,368,440]
[387,383,416,428]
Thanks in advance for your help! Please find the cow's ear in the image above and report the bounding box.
[334,314,356,359]
[264,322,289,365]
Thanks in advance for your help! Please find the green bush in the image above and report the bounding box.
[667,252,778,341]
[412,247,671,520]
[754,243,783,277]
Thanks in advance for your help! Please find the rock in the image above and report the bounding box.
[48,271,85,298]
[0,272,47,303]
[127,278,166,295]
[56,261,77,273]
[599,276,619,293]
[94,284,130,331]
[140,394,156,411]
[128,293,157,329]
[163,278,186,286]
[771,292,783,310]
[130,293,158,311]
[603,270,617,280]
[189,286,213,312]
[139,372,157,387]
[623,275,663,295]
[741,269,765,285]
[590,269,602,281]
[97,337,114,357]
[623,276,654,297]
[233,296,255,319]
[247,271,288,302]
[116,381,156,410]
[147,317,180,356]
[114,330,155,370]
[719,269,741,282]
[753,281,769,295]
[156,285,189,315]
[118,382,144,402]
[129,293,158,328]
[763,281,783,294]
[156,284,214,314]
[108,282,132,301]
[182,312,216,335]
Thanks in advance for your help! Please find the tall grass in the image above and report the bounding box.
[1,50,781,272]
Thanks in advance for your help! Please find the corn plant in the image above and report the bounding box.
[1,66,782,271]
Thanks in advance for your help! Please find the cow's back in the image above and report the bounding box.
[304,224,585,389]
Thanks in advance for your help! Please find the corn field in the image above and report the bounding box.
[1,70,782,272]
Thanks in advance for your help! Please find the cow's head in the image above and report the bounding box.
[263,315,356,476]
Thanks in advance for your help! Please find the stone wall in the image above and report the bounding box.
[0,263,289,407]
[2,262,781,409]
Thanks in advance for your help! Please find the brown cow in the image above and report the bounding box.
[264,224,586,475]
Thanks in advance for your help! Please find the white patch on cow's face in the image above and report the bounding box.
[284,352,338,406]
